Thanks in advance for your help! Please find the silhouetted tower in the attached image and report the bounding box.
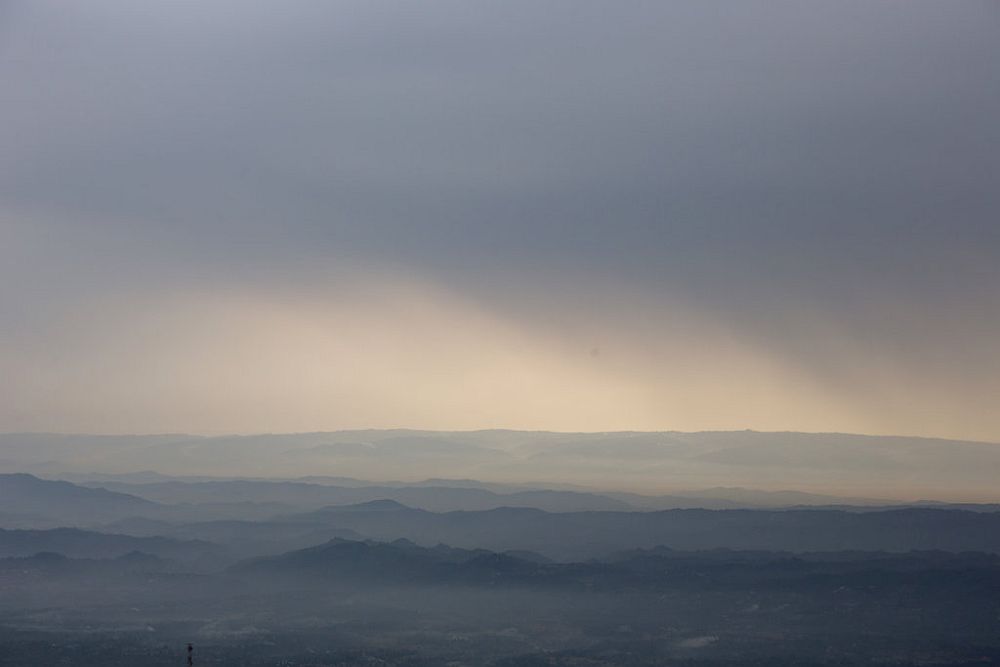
[187,643,194,666]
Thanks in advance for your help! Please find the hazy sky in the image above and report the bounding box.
[1,1,999,439]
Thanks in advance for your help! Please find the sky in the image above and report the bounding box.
[1,1,999,439]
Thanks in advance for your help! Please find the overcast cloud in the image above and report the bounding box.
[2,1,999,438]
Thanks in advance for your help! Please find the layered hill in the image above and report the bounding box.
[0,473,158,524]
[275,502,1000,560]
[5,430,1000,501]
[0,527,226,564]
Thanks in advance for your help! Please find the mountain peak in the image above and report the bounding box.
[339,499,411,511]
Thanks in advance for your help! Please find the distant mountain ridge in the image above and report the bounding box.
[0,473,158,524]
[0,527,226,564]
[232,536,1000,595]
[4,429,999,501]
[272,502,1000,560]
[74,478,636,513]
[72,476,997,517]
[232,537,559,586]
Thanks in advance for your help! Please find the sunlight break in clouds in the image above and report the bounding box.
[1,272,852,436]
[1,1,999,440]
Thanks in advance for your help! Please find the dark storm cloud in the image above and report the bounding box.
[1,1,999,437]
[4,1,998,277]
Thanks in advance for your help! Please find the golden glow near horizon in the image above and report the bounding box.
[2,272,998,443]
